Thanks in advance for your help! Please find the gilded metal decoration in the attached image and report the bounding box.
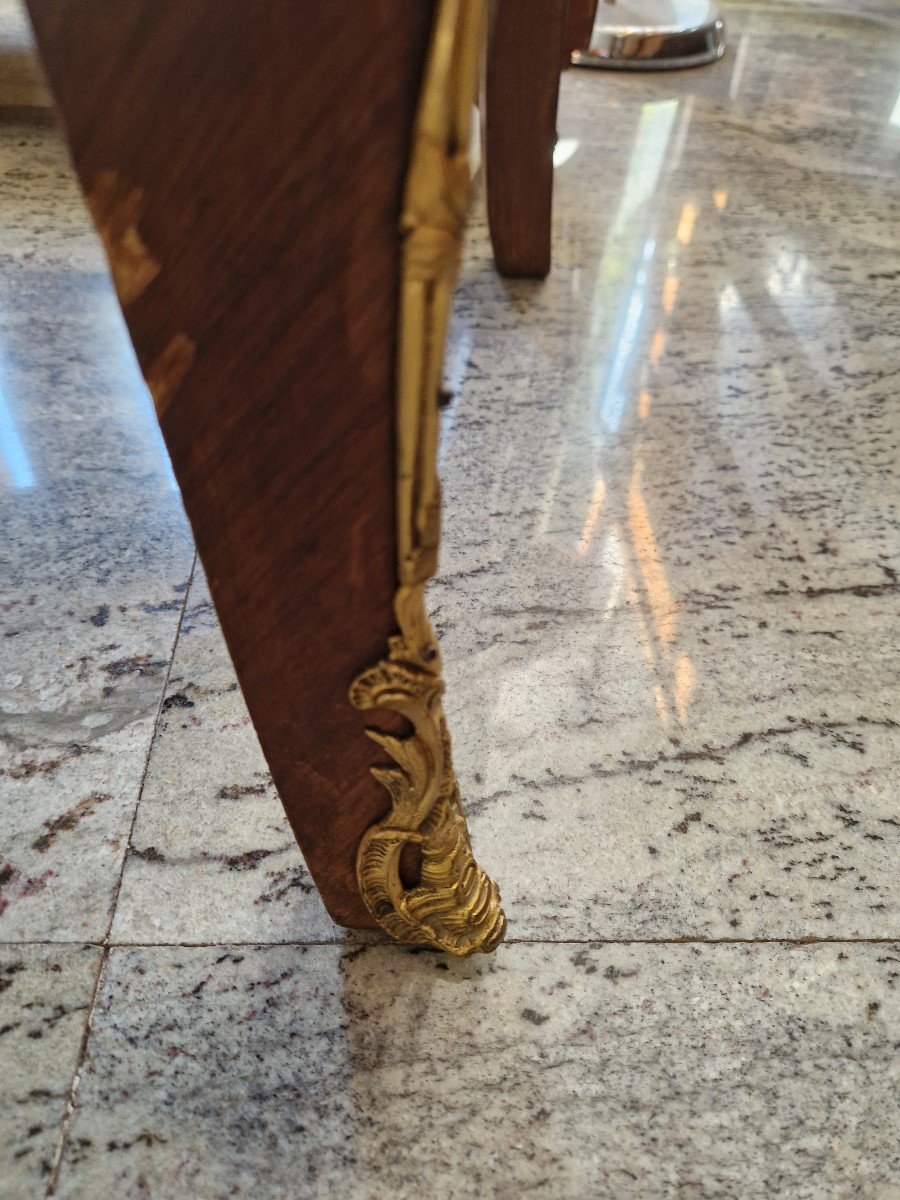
[349,0,506,956]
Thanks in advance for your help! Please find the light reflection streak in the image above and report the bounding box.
[581,496,696,728]
[666,95,694,173]
[719,282,739,315]
[662,275,679,313]
[571,99,702,727]
[553,137,580,167]
[621,556,670,729]
[596,253,650,433]
[0,385,35,489]
[676,202,697,246]
[577,477,606,556]
[628,461,676,646]
[626,463,696,727]
[589,100,680,433]
[729,32,750,100]
[674,654,695,725]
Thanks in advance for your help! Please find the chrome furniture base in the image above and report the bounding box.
[572,0,725,71]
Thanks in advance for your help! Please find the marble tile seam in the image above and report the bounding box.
[2,936,899,949]
[93,554,199,947]
[41,940,104,1200]
[42,553,197,1200]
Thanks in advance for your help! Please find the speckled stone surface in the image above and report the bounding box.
[0,945,101,1195]
[53,942,900,1200]
[1,0,899,1196]
[432,0,900,942]
[446,591,900,940]
[110,571,337,945]
[0,61,195,937]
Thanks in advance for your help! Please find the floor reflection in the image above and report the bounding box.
[0,382,34,489]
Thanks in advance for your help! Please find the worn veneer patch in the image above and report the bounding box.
[85,172,196,415]
[144,333,196,417]
[86,170,160,305]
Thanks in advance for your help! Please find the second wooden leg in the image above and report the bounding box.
[483,0,568,279]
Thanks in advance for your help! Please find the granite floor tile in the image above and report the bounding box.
[95,0,900,950]
[0,114,195,938]
[2,486,192,941]
[429,0,900,948]
[1,0,899,1196]
[563,5,900,181]
[52,941,900,1200]
[0,112,111,271]
[444,589,899,940]
[444,22,900,608]
[434,352,900,620]
[112,578,900,944]
[0,943,100,1196]
[111,571,337,946]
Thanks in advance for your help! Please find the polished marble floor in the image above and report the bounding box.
[2,1,899,1197]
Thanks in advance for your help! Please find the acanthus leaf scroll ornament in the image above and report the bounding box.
[349,0,506,956]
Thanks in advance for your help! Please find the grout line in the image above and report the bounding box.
[8,934,900,950]
[42,941,105,1196]
[100,553,198,941]
[507,935,900,946]
[45,555,197,1199]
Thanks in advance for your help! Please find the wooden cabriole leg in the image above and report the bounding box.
[28,0,505,953]
[483,0,569,279]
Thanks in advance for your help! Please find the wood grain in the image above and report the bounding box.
[28,0,436,927]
